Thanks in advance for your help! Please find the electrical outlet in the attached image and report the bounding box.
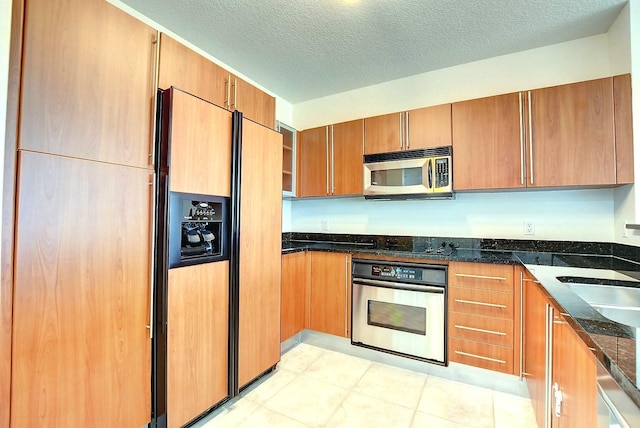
[321,219,329,231]
[524,220,535,235]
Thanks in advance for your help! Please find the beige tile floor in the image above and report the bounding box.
[194,343,538,428]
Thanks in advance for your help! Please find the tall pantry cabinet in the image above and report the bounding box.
[5,0,157,426]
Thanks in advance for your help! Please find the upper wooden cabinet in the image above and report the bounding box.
[453,76,632,190]
[452,93,524,190]
[364,104,452,155]
[20,0,158,168]
[528,78,615,187]
[158,34,276,129]
[298,120,364,197]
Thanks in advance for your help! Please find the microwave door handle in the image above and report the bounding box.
[427,159,433,191]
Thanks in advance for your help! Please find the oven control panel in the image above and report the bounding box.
[371,265,422,281]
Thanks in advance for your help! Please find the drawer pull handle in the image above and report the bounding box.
[454,273,507,281]
[454,299,507,309]
[454,324,507,336]
[454,350,506,364]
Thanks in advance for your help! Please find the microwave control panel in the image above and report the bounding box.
[434,158,450,187]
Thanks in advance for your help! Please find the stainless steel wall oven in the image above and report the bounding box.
[351,259,447,365]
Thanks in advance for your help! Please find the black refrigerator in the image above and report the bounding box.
[151,87,283,428]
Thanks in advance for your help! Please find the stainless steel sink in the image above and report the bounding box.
[561,282,640,328]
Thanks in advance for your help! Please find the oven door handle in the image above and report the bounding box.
[353,278,444,294]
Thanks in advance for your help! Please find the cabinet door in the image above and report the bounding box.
[20,0,157,167]
[310,252,350,338]
[158,34,228,109]
[551,314,597,428]
[231,74,276,129]
[167,89,232,196]
[167,262,229,428]
[523,276,548,428]
[299,126,329,197]
[613,74,634,184]
[452,93,524,190]
[529,78,615,187]
[281,252,310,342]
[332,119,364,196]
[407,104,452,150]
[364,112,403,155]
[12,152,152,428]
[238,119,283,388]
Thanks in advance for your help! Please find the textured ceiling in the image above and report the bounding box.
[119,0,627,104]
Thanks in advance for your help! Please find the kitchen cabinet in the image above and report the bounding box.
[309,252,351,338]
[523,274,597,428]
[298,119,364,197]
[277,122,298,196]
[238,118,283,388]
[448,262,520,375]
[281,252,310,341]
[159,34,276,129]
[167,262,229,428]
[364,104,452,155]
[613,73,634,184]
[167,89,232,196]
[11,152,152,427]
[454,76,630,190]
[19,0,158,168]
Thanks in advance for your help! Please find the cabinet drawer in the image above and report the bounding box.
[449,262,514,292]
[449,312,513,347]
[449,337,514,374]
[449,286,513,318]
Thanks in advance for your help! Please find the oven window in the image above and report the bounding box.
[371,167,422,187]
[367,300,426,335]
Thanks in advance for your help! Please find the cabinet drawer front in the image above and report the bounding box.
[449,337,514,374]
[449,262,514,292]
[449,287,513,318]
[449,312,513,347]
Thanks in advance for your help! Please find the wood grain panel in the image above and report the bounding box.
[552,315,597,428]
[523,276,548,428]
[231,75,276,129]
[448,312,513,347]
[448,262,514,291]
[449,287,514,319]
[452,93,524,190]
[407,104,452,149]
[238,119,283,388]
[449,337,514,374]
[281,252,309,342]
[167,262,229,428]
[364,112,402,155]
[309,252,349,337]
[20,0,157,167]
[529,78,615,187]
[158,34,228,108]
[298,126,329,197]
[168,89,232,196]
[12,152,151,428]
[332,119,364,196]
[1,0,25,424]
[613,74,634,184]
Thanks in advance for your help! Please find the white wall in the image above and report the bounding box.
[288,32,627,241]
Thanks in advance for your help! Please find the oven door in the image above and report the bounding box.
[352,278,446,364]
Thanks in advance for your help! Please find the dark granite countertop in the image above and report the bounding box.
[282,232,640,410]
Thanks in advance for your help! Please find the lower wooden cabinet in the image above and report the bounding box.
[309,252,351,338]
[281,251,310,341]
[447,262,519,375]
[524,272,597,428]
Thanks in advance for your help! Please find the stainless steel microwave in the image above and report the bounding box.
[363,146,453,200]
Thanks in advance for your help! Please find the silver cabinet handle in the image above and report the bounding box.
[528,90,534,185]
[405,111,410,149]
[325,126,330,195]
[331,125,335,194]
[519,92,525,185]
[454,350,506,364]
[454,299,507,309]
[454,325,507,336]
[454,273,507,281]
[225,74,231,109]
